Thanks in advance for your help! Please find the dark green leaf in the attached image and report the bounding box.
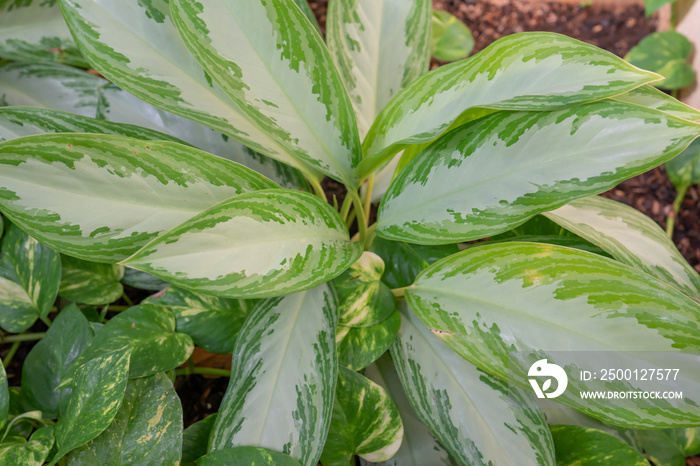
[121,268,168,292]
[21,304,92,419]
[0,359,7,430]
[551,426,648,465]
[0,425,54,466]
[625,31,695,90]
[197,446,303,466]
[59,256,124,305]
[666,138,700,189]
[337,311,400,371]
[0,223,60,332]
[182,414,217,466]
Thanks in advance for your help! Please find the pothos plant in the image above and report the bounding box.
[0,0,699,465]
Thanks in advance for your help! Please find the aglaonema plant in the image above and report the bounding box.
[0,0,699,464]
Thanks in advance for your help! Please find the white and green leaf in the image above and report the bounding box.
[0,133,278,263]
[145,286,255,354]
[0,222,60,333]
[198,447,303,466]
[611,85,700,121]
[64,303,194,380]
[21,304,92,419]
[359,32,662,173]
[391,301,555,466]
[377,102,700,244]
[52,348,131,463]
[59,256,125,305]
[406,242,700,428]
[551,426,648,466]
[209,284,338,466]
[66,373,183,466]
[334,252,396,327]
[362,354,459,466]
[337,310,400,371]
[327,0,431,138]
[543,195,700,300]
[170,0,362,185]
[124,190,363,299]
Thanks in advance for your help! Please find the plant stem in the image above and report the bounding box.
[364,223,377,250]
[339,194,353,221]
[670,2,677,31]
[666,185,688,238]
[363,174,375,222]
[391,286,412,298]
[40,315,52,327]
[174,367,231,378]
[348,189,368,244]
[3,341,21,367]
[1,332,46,344]
[307,175,328,203]
[122,292,134,307]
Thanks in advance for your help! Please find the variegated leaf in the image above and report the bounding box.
[667,138,700,189]
[65,304,194,379]
[0,133,278,263]
[209,284,338,466]
[391,301,555,465]
[124,190,363,299]
[52,348,131,462]
[198,447,303,466]
[670,427,700,456]
[66,373,183,465]
[58,0,316,175]
[625,31,694,91]
[0,359,7,430]
[431,10,473,62]
[0,0,85,66]
[326,0,431,138]
[59,256,125,305]
[612,85,700,121]
[551,426,648,466]
[170,0,362,185]
[0,62,100,116]
[182,414,217,466]
[406,242,700,428]
[291,0,321,34]
[543,196,700,300]
[0,222,60,333]
[0,106,183,144]
[0,425,54,466]
[320,366,403,465]
[370,237,459,289]
[358,32,661,174]
[362,354,459,466]
[377,102,700,244]
[334,252,396,327]
[145,286,255,354]
[337,310,400,371]
[21,304,92,419]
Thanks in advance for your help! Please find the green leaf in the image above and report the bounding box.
[121,268,168,292]
[320,366,403,466]
[291,0,321,35]
[21,304,92,419]
[0,62,101,117]
[634,430,686,466]
[337,310,400,371]
[362,354,459,466]
[611,85,700,121]
[334,252,396,327]
[370,237,459,289]
[543,195,700,300]
[0,0,85,67]
[58,0,315,175]
[145,286,254,354]
[405,242,700,428]
[391,301,555,465]
[0,133,278,263]
[431,10,474,62]
[539,404,638,449]
[0,106,183,144]
[376,102,700,244]
[59,256,124,305]
[198,447,303,466]
[551,426,648,466]
[124,189,363,299]
[625,31,695,91]
[0,425,54,466]
[0,360,7,430]
[326,0,431,138]
[666,138,700,189]
[644,0,675,16]
[52,348,130,462]
[0,222,60,333]
[170,0,362,186]
[359,32,661,174]
[65,304,194,380]
[209,284,338,466]
[66,373,183,465]
[182,414,217,466]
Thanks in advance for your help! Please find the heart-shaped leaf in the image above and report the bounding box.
[431,10,474,62]
[59,256,124,305]
[551,426,647,466]
[626,31,695,90]
[337,310,401,371]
